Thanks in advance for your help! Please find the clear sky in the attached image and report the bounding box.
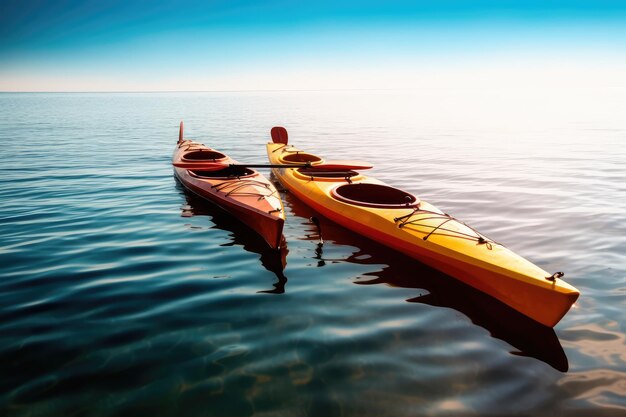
[1,0,625,91]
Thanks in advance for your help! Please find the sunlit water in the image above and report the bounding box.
[1,90,625,416]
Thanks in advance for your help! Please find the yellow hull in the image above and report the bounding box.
[267,142,579,327]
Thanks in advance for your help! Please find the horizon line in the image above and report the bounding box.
[5,85,621,94]
[0,88,414,94]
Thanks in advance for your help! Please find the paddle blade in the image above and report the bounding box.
[314,161,373,170]
[271,126,288,144]
[173,162,228,171]
[178,121,184,143]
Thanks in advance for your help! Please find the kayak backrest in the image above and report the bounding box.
[331,183,419,209]
[271,126,288,144]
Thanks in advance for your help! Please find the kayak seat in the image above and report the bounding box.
[331,183,419,208]
[281,152,322,164]
[182,150,227,161]
[190,166,255,179]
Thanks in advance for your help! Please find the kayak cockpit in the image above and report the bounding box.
[296,168,359,179]
[280,152,322,164]
[331,183,419,208]
[189,166,256,179]
[182,150,228,162]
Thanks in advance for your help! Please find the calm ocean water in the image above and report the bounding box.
[0,90,625,416]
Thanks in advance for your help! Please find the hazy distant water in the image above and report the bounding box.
[0,90,625,417]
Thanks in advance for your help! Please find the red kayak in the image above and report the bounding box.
[173,122,285,249]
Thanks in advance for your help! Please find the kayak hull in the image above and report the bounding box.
[267,142,579,327]
[174,140,285,249]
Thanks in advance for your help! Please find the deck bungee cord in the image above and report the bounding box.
[393,206,499,249]
[212,178,281,205]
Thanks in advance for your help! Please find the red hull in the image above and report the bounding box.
[173,137,285,249]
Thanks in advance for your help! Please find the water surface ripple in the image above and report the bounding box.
[1,91,625,416]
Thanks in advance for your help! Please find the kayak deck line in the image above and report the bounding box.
[210,178,279,200]
[266,131,580,327]
[393,206,500,250]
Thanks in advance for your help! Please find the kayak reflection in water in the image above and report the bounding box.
[175,181,288,294]
[285,191,569,372]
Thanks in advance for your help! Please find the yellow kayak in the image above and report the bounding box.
[267,127,579,327]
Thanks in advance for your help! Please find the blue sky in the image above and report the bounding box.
[1,1,626,91]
